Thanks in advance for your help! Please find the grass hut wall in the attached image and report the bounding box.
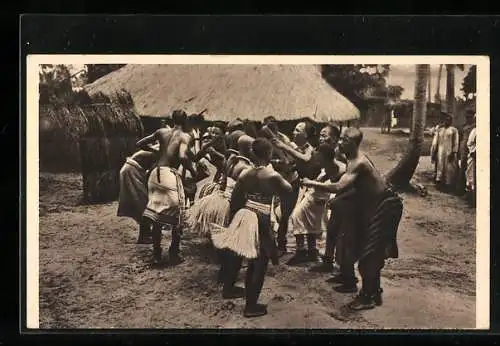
[84,64,360,126]
[39,99,144,204]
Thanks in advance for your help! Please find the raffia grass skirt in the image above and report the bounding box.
[186,190,230,237]
[211,208,260,259]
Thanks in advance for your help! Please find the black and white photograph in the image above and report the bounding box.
[26,55,489,329]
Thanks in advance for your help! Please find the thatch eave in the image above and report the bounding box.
[84,64,360,123]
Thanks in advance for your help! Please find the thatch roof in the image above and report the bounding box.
[84,64,360,123]
[39,103,143,172]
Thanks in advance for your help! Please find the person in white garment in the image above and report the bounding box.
[465,115,476,207]
[430,111,459,193]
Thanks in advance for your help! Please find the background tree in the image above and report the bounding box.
[434,64,443,104]
[461,65,476,101]
[386,64,430,190]
[321,64,391,109]
[85,64,126,84]
[387,85,404,100]
[445,64,465,114]
[39,64,74,105]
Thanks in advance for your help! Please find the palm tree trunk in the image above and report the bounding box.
[386,64,429,189]
[446,64,455,114]
[428,67,432,102]
[435,64,443,104]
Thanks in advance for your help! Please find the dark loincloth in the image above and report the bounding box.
[357,188,404,262]
[117,158,148,223]
[329,188,362,266]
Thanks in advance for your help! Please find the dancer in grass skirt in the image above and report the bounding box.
[186,130,255,238]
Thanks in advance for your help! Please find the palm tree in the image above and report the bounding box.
[445,64,455,114]
[434,64,443,104]
[433,64,465,111]
[445,64,465,116]
[428,67,432,102]
[386,64,430,189]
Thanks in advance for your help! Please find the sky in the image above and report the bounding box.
[65,63,472,100]
[386,64,472,100]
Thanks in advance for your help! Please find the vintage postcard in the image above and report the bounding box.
[25,55,489,329]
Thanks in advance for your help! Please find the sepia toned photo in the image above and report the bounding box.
[25,55,489,330]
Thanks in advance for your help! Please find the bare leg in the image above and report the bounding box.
[306,234,319,261]
[331,259,358,293]
[152,223,163,263]
[348,255,385,311]
[138,217,153,244]
[286,235,308,266]
[222,251,244,298]
[168,226,183,264]
[310,213,337,272]
[324,215,338,262]
[277,179,300,253]
[243,255,269,318]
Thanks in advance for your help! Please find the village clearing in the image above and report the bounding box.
[39,128,476,329]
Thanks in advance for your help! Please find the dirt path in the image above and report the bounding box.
[38,128,476,329]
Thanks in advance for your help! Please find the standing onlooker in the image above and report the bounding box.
[430,111,459,193]
[456,109,476,196]
[430,116,445,182]
[465,115,477,207]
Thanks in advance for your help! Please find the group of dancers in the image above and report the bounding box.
[117,110,404,318]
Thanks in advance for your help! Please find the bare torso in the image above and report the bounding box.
[349,153,386,201]
[155,127,191,169]
[239,166,291,197]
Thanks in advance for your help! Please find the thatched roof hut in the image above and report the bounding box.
[39,90,144,203]
[84,64,360,123]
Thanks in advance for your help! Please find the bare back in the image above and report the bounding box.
[155,127,191,169]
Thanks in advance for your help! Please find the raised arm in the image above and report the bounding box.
[273,138,313,162]
[260,126,293,164]
[193,136,219,161]
[302,159,362,194]
[208,147,226,161]
[136,131,158,150]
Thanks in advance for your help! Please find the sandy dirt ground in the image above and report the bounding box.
[38,128,476,329]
